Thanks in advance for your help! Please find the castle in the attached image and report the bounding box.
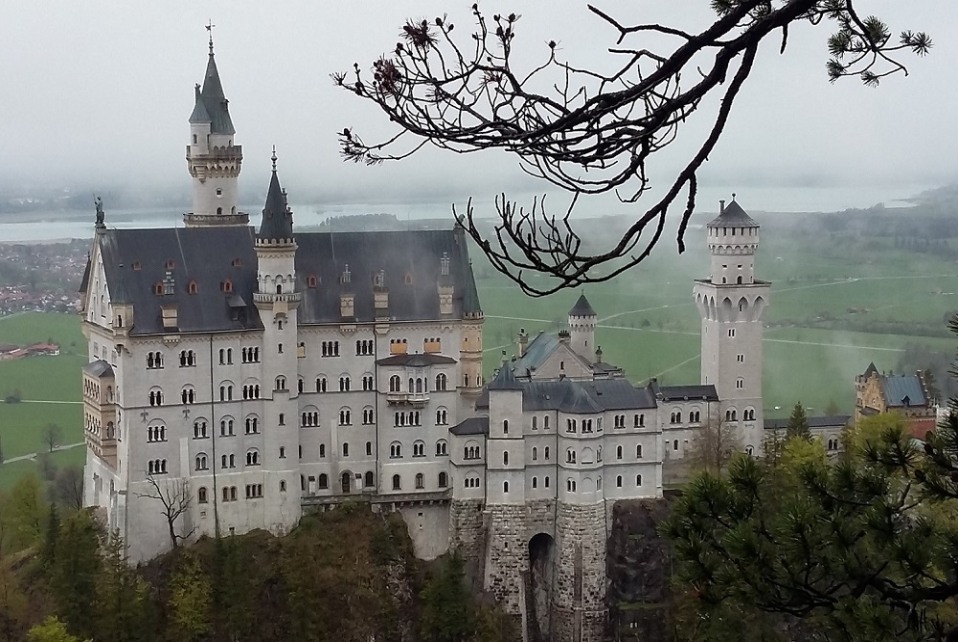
[79,39,769,642]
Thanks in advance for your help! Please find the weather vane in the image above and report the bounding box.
[271,145,277,171]
[206,19,215,54]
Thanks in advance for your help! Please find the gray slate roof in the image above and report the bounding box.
[97,225,480,335]
[513,332,558,374]
[376,353,457,367]
[488,362,523,390]
[450,416,489,436]
[190,53,235,135]
[883,375,926,407]
[707,199,759,229]
[764,415,851,431]
[258,169,293,241]
[656,384,719,402]
[569,293,596,317]
[477,377,657,413]
[83,359,114,378]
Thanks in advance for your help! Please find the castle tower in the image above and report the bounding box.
[568,293,596,359]
[252,152,302,530]
[693,197,770,453]
[184,32,246,227]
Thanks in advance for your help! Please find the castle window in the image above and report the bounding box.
[166,259,175,270]
[318,474,328,490]
[404,272,413,285]
[231,258,242,268]
[216,188,223,196]
[389,375,401,392]
[279,447,286,459]
[616,476,623,488]
[198,487,208,503]
[316,377,328,393]
[365,471,374,487]
[298,377,305,393]
[544,416,550,430]
[275,376,287,391]
[636,474,643,487]
[503,481,509,493]
[736,378,744,389]
[616,445,623,460]
[339,376,350,392]
[390,442,402,459]
[544,446,550,460]
[566,479,576,492]
[544,476,550,488]
[216,207,223,215]
[339,408,351,425]
[181,386,195,404]
[672,440,679,451]
[146,351,163,369]
[503,420,509,435]
[413,441,425,457]
[566,449,576,464]
[280,480,287,492]
[435,408,448,425]
[245,416,259,434]
[532,447,538,461]
[636,444,643,459]
[532,417,538,431]
[193,420,208,439]
[392,475,402,491]
[221,279,233,293]
[319,444,326,458]
[415,473,425,489]
[148,388,164,407]
[532,477,538,489]
[188,280,198,295]
[503,451,509,466]
[436,440,448,456]
[342,443,349,457]
[195,454,208,471]
[438,472,448,488]
[307,274,318,288]
[219,419,234,437]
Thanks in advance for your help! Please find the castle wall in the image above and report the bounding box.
[396,504,450,560]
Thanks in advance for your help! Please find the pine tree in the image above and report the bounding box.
[50,511,100,640]
[167,551,212,642]
[420,553,474,642]
[95,530,155,642]
[785,401,810,441]
[41,503,59,569]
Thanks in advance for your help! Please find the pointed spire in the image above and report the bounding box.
[569,293,596,317]
[198,25,235,135]
[258,151,293,241]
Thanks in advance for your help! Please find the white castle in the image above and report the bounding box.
[79,40,769,642]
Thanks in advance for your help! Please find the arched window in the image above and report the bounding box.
[435,373,447,391]
[413,441,425,457]
[195,454,208,471]
[503,451,509,466]
[318,474,328,489]
[616,475,623,488]
[390,442,402,459]
[435,440,448,456]
[503,419,509,434]
[532,477,538,489]
[503,481,510,493]
[636,474,643,486]
[198,487,208,503]
[392,475,402,491]
[365,471,374,487]
[389,375,401,392]
[438,472,448,488]
[636,444,644,459]
[415,473,425,489]
[616,445,623,459]
[532,447,538,461]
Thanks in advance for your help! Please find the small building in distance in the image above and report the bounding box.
[763,415,852,454]
[855,362,938,439]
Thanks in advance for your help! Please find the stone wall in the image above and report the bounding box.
[606,497,675,642]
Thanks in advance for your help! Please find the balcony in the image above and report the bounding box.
[253,292,302,305]
[385,392,430,408]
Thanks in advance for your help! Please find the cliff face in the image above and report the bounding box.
[606,497,676,642]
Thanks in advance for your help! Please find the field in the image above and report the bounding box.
[0,312,85,486]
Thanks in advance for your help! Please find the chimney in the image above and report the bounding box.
[517,328,528,357]
[558,329,570,344]
[720,199,726,214]
[595,345,603,363]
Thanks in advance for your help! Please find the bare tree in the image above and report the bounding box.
[43,423,62,454]
[685,418,741,475]
[52,466,84,511]
[136,476,196,550]
[337,2,930,295]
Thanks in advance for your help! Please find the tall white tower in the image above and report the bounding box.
[253,151,302,528]
[693,197,770,453]
[568,293,597,359]
[184,32,246,227]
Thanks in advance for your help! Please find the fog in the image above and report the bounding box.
[1,1,956,214]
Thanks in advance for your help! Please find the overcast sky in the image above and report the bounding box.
[1,1,955,213]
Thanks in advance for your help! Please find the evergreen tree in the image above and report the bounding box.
[41,503,59,569]
[9,473,43,551]
[95,530,155,642]
[785,401,810,441]
[664,413,958,640]
[167,551,212,642]
[420,553,474,642]
[25,616,89,642]
[50,511,100,640]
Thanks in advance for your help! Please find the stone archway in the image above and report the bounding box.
[528,533,556,642]
[341,471,352,494]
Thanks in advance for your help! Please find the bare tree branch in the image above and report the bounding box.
[336,1,931,295]
[136,476,195,550]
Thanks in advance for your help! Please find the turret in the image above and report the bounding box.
[706,196,760,285]
[254,150,298,303]
[568,293,596,359]
[184,32,246,227]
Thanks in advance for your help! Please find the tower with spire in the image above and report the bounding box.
[568,293,597,358]
[185,27,246,227]
[693,196,770,453]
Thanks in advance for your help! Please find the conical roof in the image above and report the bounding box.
[198,53,235,135]
[488,362,523,391]
[189,84,211,124]
[707,198,759,228]
[258,163,293,241]
[569,293,596,317]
